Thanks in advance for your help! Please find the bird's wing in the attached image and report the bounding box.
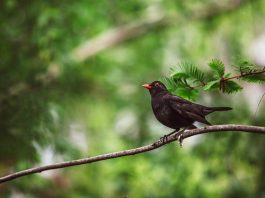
[168,96,211,125]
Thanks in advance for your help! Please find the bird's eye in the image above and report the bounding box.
[155,82,159,87]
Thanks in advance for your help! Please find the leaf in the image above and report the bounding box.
[174,79,193,89]
[173,62,205,82]
[169,62,206,92]
[208,59,225,77]
[161,77,175,91]
[173,87,199,100]
[183,63,205,83]
[224,73,231,78]
[223,80,242,93]
[171,72,190,80]
[241,73,265,83]
[161,77,199,99]
[203,80,219,91]
[233,60,263,74]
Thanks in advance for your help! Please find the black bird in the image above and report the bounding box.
[143,81,232,133]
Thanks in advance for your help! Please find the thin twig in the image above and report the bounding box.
[0,124,264,184]
[186,70,265,91]
[223,70,265,81]
[252,91,265,121]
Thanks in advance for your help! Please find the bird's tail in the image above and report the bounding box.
[204,106,232,115]
[210,107,232,111]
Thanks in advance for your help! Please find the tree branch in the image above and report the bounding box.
[0,124,264,184]
[187,69,265,90]
[223,69,265,81]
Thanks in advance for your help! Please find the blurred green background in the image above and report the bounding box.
[1,0,265,197]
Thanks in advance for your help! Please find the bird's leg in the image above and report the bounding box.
[174,125,196,147]
[177,133,184,147]
[174,128,186,147]
[160,129,178,143]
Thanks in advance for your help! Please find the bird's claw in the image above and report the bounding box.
[159,129,179,143]
[177,133,183,147]
[173,129,184,147]
[160,135,168,143]
[152,134,170,147]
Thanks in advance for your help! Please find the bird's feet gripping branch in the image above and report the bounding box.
[159,130,178,143]
[159,128,185,146]
[175,129,184,147]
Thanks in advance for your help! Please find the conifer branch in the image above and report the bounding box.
[168,61,265,97]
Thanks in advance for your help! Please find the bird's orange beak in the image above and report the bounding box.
[142,84,152,89]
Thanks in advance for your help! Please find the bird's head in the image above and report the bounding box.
[142,81,168,96]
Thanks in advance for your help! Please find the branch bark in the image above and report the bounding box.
[0,124,264,184]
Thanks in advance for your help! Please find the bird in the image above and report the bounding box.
[142,81,232,139]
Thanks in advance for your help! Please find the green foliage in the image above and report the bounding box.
[165,63,206,100]
[221,80,243,93]
[177,62,206,83]
[168,59,265,99]
[234,60,258,73]
[208,59,225,77]
[234,60,265,83]
[174,87,199,100]
[203,80,219,91]
[242,74,265,83]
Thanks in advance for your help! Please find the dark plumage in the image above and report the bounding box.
[143,81,232,131]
